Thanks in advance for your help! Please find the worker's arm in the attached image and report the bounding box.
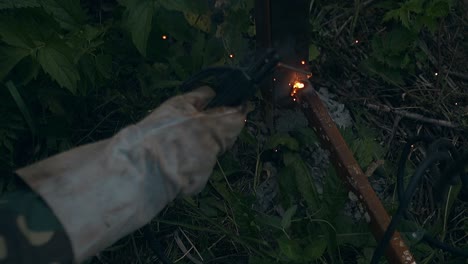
[11,87,246,263]
[0,179,73,263]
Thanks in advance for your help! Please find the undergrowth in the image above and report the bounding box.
[0,0,466,263]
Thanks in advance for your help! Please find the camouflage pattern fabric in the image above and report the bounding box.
[0,178,73,264]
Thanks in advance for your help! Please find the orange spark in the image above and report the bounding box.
[290,80,306,98]
[293,81,305,89]
[301,60,306,65]
[229,54,234,58]
[162,35,167,40]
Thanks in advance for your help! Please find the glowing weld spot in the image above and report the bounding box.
[293,81,305,89]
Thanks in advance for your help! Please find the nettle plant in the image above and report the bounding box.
[0,0,253,175]
[365,0,452,85]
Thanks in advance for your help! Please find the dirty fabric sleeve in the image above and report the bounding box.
[0,177,73,264]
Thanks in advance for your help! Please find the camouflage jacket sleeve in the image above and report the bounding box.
[0,178,74,264]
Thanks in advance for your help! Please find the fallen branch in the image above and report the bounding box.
[365,103,459,128]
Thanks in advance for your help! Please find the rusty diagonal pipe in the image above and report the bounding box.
[255,0,417,263]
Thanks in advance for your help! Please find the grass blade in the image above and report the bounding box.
[6,81,36,136]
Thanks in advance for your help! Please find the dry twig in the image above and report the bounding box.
[173,230,203,264]
[365,103,459,128]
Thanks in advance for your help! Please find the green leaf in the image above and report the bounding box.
[399,9,411,29]
[284,153,320,211]
[404,0,424,13]
[40,0,86,30]
[239,129,257,146]
[364,57,405,85]
[265,134,299,151]
[122,0,155,56]
[95,54,112,79]
[157,10,194,42]
[309,44,320,61]
[255,213,282,230]
[37,44,80,94]
[385,26,415,54]
[0,0,40,9]
[3,136,14,152]
[383,9,399,22]
[351,138,382,168]
[154,80,183,89]
[303,238,327,260]
[0,45,29,81]
[8,56,40,86]
[159,0,208,14]
[426,1,449,18]
[414,14,438,33]
[82,25,103,41]
[278,237,302,261]
[168,56,188,79]
[0,15,35,48]
[78,53,96,90]
[322,166,346,218]
[281,205,297,230]
[278,165,300,208]
[217,8,250,55]
[184,12,212,33]
[249,256,274,264]
[291,127,318,146]
[191,33,205,70]
[203,37,224,66]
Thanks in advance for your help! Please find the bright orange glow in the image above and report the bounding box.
[293,81,305,89]
[290,80,306,98]
[301,60,306,65]
[162,35,167,40]
[229,54,234,58]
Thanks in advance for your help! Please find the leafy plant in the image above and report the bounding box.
[364,0,452,85]
[0,0,252,174]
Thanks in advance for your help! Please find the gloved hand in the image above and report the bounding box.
[16,86,247,262]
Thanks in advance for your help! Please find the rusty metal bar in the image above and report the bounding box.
[254,1,416,263]
[298,87,416,264]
